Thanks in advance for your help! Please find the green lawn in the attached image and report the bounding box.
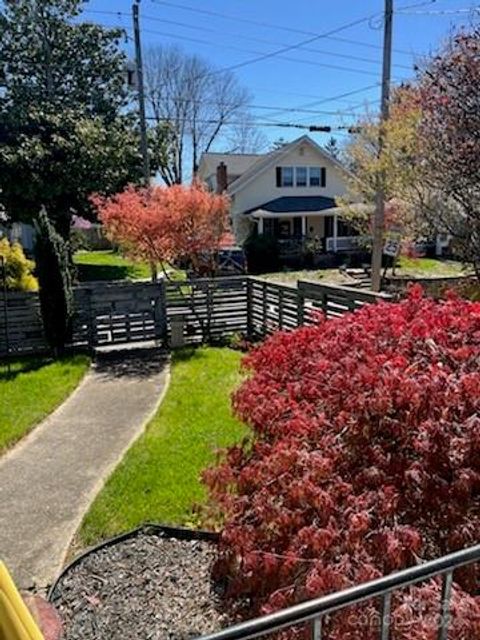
[396,256,469,277]
[74,250,187,283]
[0,355,90,454]
[79,347,246,546]
[74,250,151,282]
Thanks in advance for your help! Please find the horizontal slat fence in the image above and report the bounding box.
[73,281,167,348]
[298,280,391,323]
[165,277,248,344]
[247,279,300,337]
[0,277,391,357]
[247,278,390,337]
[0,291,46,356]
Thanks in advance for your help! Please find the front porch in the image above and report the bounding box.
[245,196,366,263]
[255,213,364,262]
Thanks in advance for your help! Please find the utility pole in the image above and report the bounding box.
[133,0,158,281]
[370,0,393,292]
[132,0,150,184]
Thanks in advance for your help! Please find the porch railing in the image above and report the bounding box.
[195,543,480,640]
[325,235,368,252]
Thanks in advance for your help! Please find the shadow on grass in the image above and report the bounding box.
[171,346,205,363]
[0,356,53,381]
[76,263,133,282]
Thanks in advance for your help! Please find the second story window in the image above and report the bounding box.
[296,167,307,187]
[310,167,326,187]
[282,167,294,187]
[276,166,326,187]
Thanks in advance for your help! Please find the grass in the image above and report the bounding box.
[79,347,246,546]
[259,258,469,287]
[74,250,187,283]
[74,250,151,282]
[396,256,469,277]
[261,269,345,286]
[0,355,90,454]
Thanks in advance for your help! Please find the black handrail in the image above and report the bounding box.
[196,543,480,640]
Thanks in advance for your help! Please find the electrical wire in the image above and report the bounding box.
[140,95,376,118]
[147,0,421,56]
[397,7,480,15]
[144,115,361,132]
[97,21,400,80]
[103,11,413,71]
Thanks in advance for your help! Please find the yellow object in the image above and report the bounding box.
[0,562,44,640]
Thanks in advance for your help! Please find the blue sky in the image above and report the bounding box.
[82,0,475,149]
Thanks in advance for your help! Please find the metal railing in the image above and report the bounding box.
[196,543,480,640]
[325,235,368,252]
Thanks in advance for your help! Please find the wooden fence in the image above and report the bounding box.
[165,277,248,345]
[73,281,167,348]
[0,277,391,357]
[247,278,391,337]
[0,291,45,357]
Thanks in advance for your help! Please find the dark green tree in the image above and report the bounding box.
[0,0,148,237]
[34,209,74,354]
[324,136,340,159]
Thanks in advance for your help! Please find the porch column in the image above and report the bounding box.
[333,214,338,252]
[258,217,264,234]
[301,216,307,237]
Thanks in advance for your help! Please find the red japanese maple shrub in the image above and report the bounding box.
[92,182,230,275]
[204,286,480,639]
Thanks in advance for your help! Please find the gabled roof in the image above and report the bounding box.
[197,152,261,181]
[227,135,352,195]
[245,196,336,215]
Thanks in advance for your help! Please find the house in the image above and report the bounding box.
[198,135,361,264]
[0,222,36,254]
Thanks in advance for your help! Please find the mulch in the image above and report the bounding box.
[50,533,230,639]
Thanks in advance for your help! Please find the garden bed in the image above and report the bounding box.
[51,529,228,639]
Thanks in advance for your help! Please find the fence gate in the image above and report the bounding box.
[73,282,167,348]
[165,276,248,344]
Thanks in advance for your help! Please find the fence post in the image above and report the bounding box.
[246,278,253,339]
[154,279,168,345]
[297,282,305,326]
[278,288,284,331]
[262,280,268,336]
[85,288,95,353]
[206,280,214,343]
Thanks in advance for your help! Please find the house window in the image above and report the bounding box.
[276,166,294,187]
[310,167,326,187]
[296,167,307,187]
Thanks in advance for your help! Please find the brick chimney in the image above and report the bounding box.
[216,162,228,194]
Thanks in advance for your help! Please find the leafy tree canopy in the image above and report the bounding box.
[0,0,146,235]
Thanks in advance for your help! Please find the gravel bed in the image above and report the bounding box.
[51,533,230,639]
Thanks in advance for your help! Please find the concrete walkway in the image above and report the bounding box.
[0,348,170,590]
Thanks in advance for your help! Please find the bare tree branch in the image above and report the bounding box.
[144,45,254,182]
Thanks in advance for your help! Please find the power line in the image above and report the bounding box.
[243,85,382,106]
[143,94,376,118]
[134,13,414,71]
[397,6,480,14]
[145,115,361,132]
[148,0,420,56]
[176,14,381,77]
[96,21,399,79]
[263,84,382,120]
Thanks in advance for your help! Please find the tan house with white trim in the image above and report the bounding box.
[198,135,360,258]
